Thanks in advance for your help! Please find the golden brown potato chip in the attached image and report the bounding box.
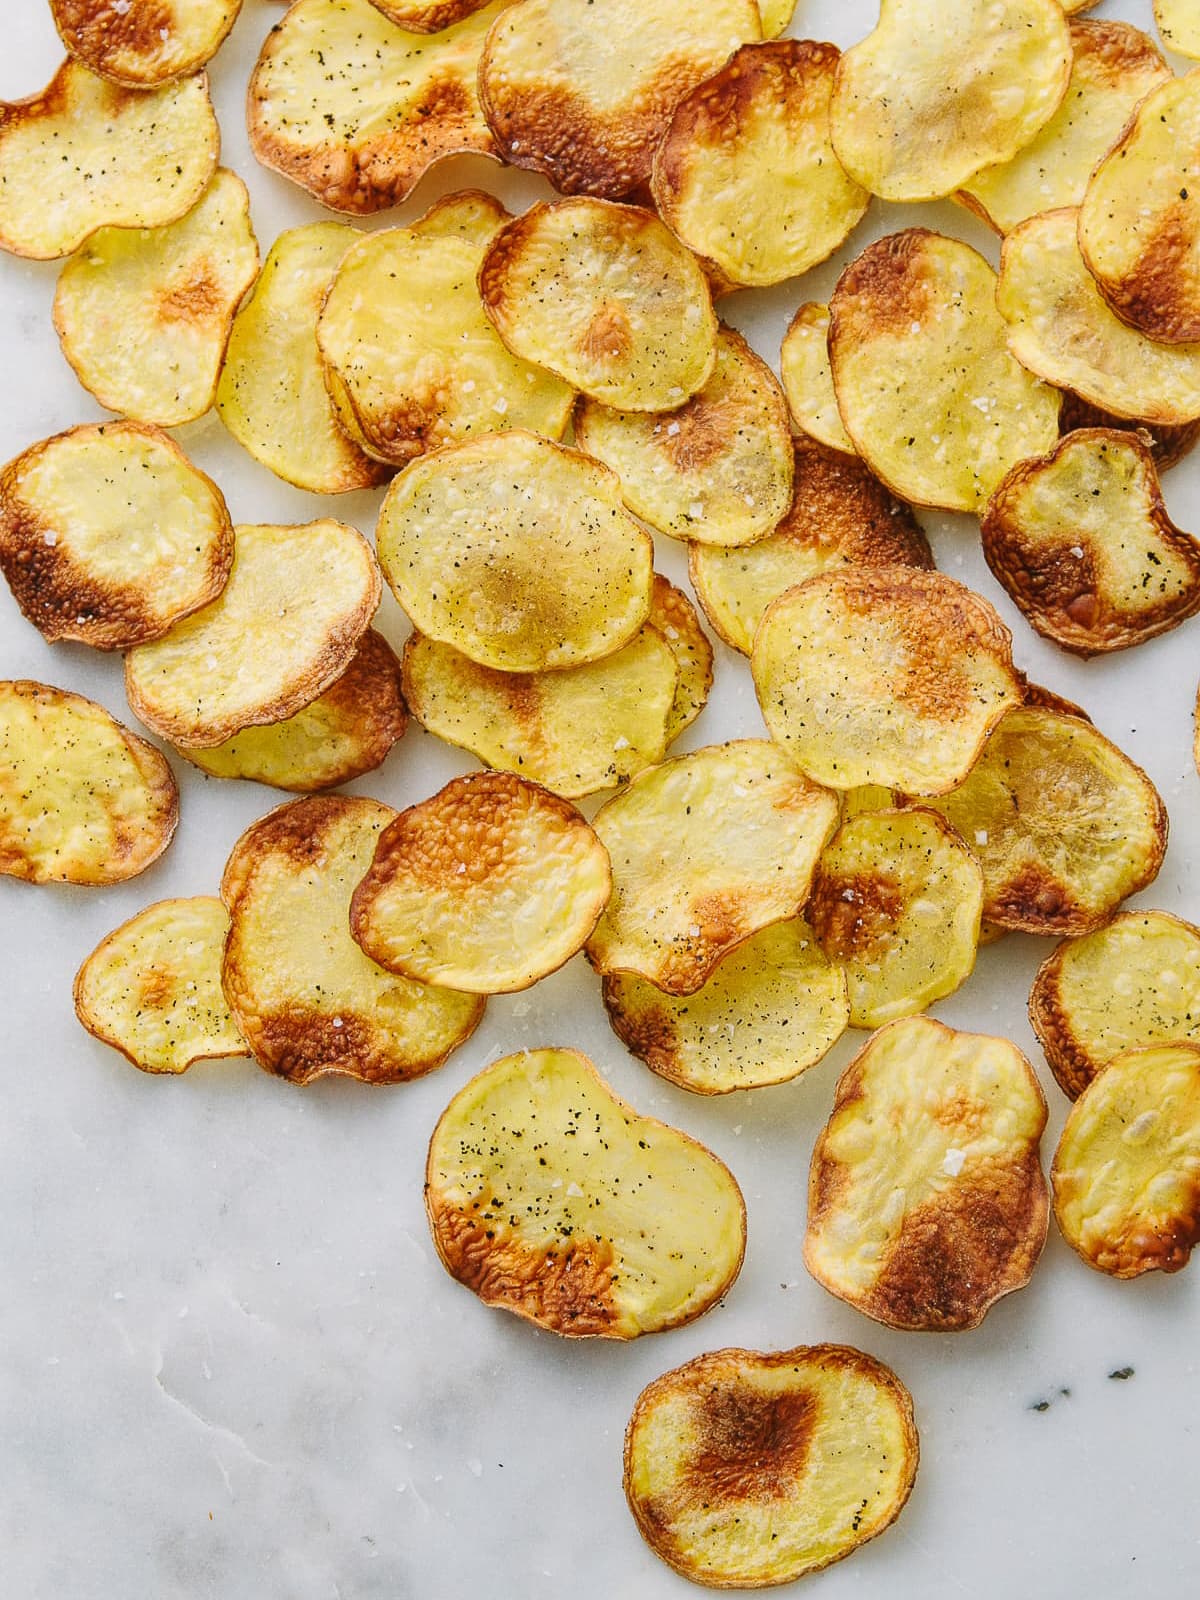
[806,1015,1049,1331]
[367,0,492,28]
[222,795,483,1085]
[1052,1043,1200,1277]
[0,680,177,885]
[375,431,652,673]
[426,1046,746,1336]
[650,576,712,746]
[0,422,232,651]
[624,1344,918,1588]
[1018,676,1092,721]
[586,739,839,996]
[752,569,1021,795]
[125,519,380,748]
[1057,392,1200,474]
[1156,0,1200,59]
[74,897,245,1074]
[829,230,1061,511]
[689,437,933,655]
[758,0,796,35]
[780,302,856,455]
[477,0,761,200]
[50,1,242,87]
[479,200,718,412]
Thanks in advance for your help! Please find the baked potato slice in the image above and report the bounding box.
[1057,392,1200,474]
[49,0,242,87]
[1156,0,1200,59]
[779,303,856,455]
[367,0,493,28]
[758,0,796,37]
[651,576,713,746]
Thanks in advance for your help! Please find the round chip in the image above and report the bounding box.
[221,795,483,1086]
[780,302,856,455]
[367,1,492,28]
[74,897,245,1075]
[1156,0,1200,60]
[1057,392,1200,474]
[350,773,610,994]
[125,519,381,748]
[0,680,177,886]
[49,1,242,87]
[1052,1043,1200,1278]
[806,1015,1050,1332]
[374,431,653,673]
[650,576,713,747]
[0,422,232,651]
[585,740,840,997]
[425,1047,746,1337]
[624,1345,918,1588]
[479,200,718,412]
[752,569,1022,795]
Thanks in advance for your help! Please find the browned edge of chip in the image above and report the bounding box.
[370,1,493,30]
[1058,392,1200,473]
[1017,673,1091,721]
[50,0,243,87]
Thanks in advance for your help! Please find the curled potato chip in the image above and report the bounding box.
[690,437,932,655]
[780,303,856,455]
[651,576,712,746]
[920,707,1167,937]
[624,1344,918,1588]
[1052,1043,1200,1277]
[126,519,380,748]
[479,200,718,412]
[0,422,232,650]
[367,1,492,28]
[408,186,509,245]
[586,740,839,996]
[0,680,177,885]
[74,897,245,1074]
[1030,911,1200,1100]
[50,1,242,87]
[222,795,483,1085]
[806,1015,1049,1331]
[604,918,848,1095]
[752,569,1021,795]
[375,432,652,673]
[758,0,796,35]
[0,59,218,260]
[1057,392,1200,474]
[1156,0,1200,59]
[54,169,259,428]
[829,230,1061,511]
[426,1046,746,1336]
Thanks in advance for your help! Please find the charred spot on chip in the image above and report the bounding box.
[50,1,242,88]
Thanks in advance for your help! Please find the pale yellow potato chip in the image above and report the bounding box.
[758,0,796,36]
[650,576,713,747]
[780,302,856,455]
[408,187,509,245]
[1156,0,1200,59]
[50,1,242,87]
[1057,392,1200,473]
[368,0,493,28]
[841,784,897,818]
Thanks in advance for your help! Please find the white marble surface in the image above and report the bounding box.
[2,2,1199,1595]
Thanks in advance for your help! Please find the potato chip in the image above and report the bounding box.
[222,795,483,1085]
[351,773,609,993]
[49,1,242,87]
[752,569,1021,795]
[586,740,839,996]
[368,1,493,29]
[780,302,856,455]
[53,169,259,428]
[1156,0,1200,59]
[426,1047,746,1336]
[841,784,896,818]
[982,428,1200,655]
[1018,676,1091,721]
[247,0,504,213]
[690,437,933,655]
[624,1344,918,1588]
[574,327,793,548]
[479,200,718,412]
[0,422,232,651]
[806,1015,1049,1331]
[125,519,380,748]
[74,897,245,1074]
[829,230,1061,511]
[603,918,848,1094]
[1052,1043,1200,1277]
[0,680,177,885]
[920,707,1167,937]
[1057,393,1200,474]
[477,0,761,200]
[758,0,796,36]
[408,186,509,245]
[829,0,1071,202]
[375,431,652,673]
[650,576,712,746]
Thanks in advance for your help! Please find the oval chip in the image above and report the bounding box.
[650,576,713,746]
[780,302,856,455]
[1156,0,1200,59]
[50,1,242,87]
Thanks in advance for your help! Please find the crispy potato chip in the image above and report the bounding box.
[478,0,761,200]
[603,918,848,1095]
[841,784,896,818]
[367,0,492,29]
[0,59,218,260]
[126,519,380,748]
[574,327,793,548]
[752,569,1021,795]
[758,0,796,36]
[920,707,1168,937]
[426,1046,746,1336]
[408,187,508,245]
[54,169,259,428]
[690,437,933,655]
[375,432,652,673]
[222,795,483,1085]
[586,740,839,996]
[50,1,242,87]
[1058,393,1200,474]
[780,303,856,455]
[0,422,232,651]
[0,680,177,885]
[806,1015,1049,1331]
[247,0,503,213]
[1019,676,1091,721]
[1030,911,1200,1100]
[1052,1043,1200,1277]
[479,200,718,412]
[74,897,245,1074]
[1156,0,1200,59]
[829,230,1061,511]
[217,222,389,496]
[624,1344,918,1587]
[982,428,1200,655]
[651,576,712,746]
